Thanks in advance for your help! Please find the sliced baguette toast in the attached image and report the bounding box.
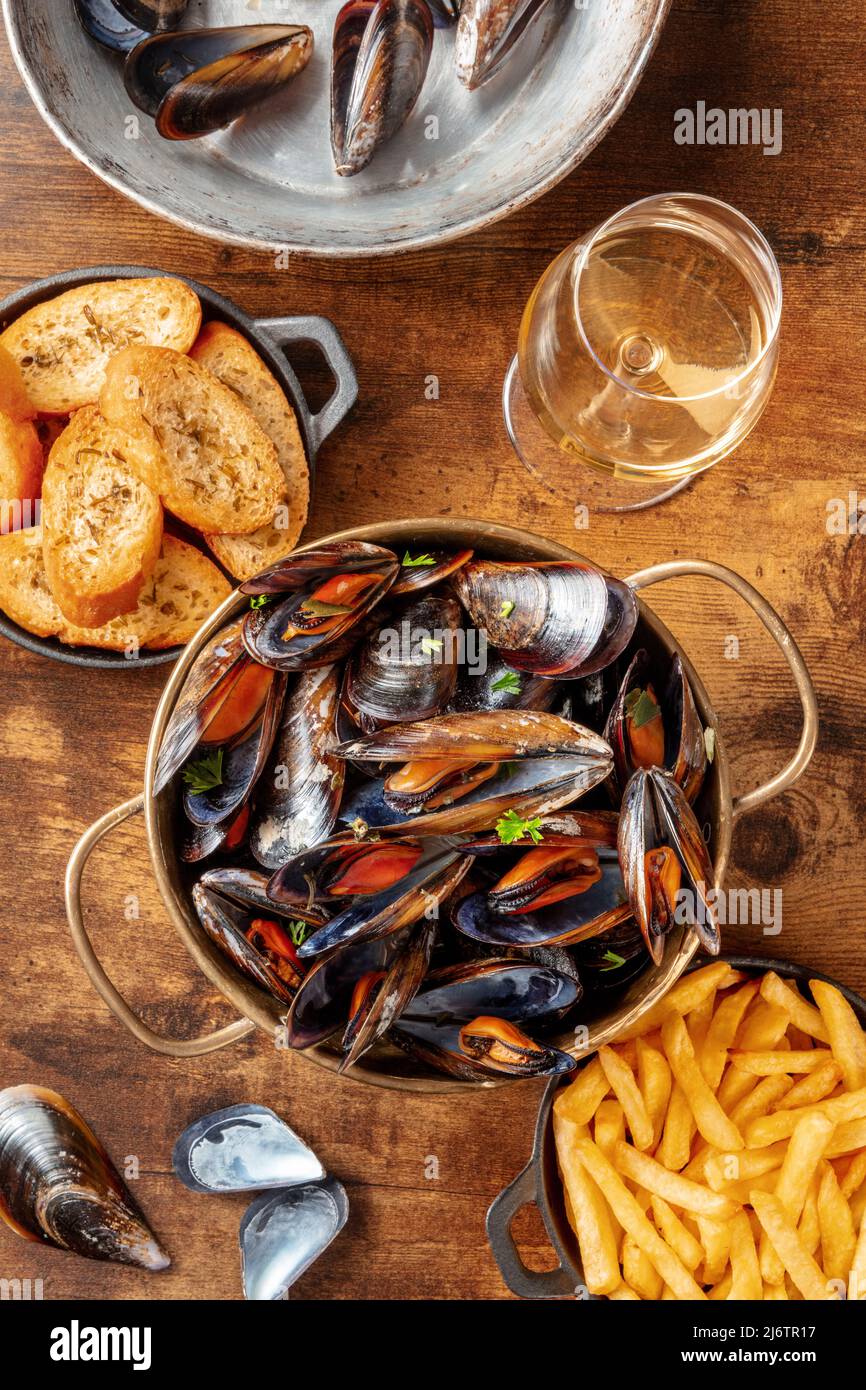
[0,278,202,415]
[0,528,231,651]
[0,411,43,531]
[0,344,36,420]
[100,346,284,535]
[41,406,164,627]
[190,321,310,580]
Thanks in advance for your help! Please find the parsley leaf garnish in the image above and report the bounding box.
[499,600,515,619]
[624,687,660,729]
[402,552,437,568]
[287,920,312,946]
[496,809,545,845]
[182,749,224,794]
[600,950,626,972]
[249,594,271,610]
[300,598,354,618]
[420,636,443,656]
[491,671,522,696]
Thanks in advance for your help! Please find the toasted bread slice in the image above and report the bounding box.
[41,406,164,627]
[0,412,43,533]
[0,344,36,420]
[100,346,284,535]
[0,528,231,651]
[0,278,202,415]
[190,322,310,579]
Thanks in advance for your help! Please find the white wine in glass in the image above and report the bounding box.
[504,193,782,511]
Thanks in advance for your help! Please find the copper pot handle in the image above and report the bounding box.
[65,795,256,1057]
[625,559,818,821]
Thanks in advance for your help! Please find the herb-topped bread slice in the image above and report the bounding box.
[0,277,202,415]
[0,411,43,523]
[41,406,164,628]
[99,346,285,536]
[189,321,310,580]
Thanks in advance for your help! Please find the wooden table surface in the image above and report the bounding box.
[1,0,863,1301]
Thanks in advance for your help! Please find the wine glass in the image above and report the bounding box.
[503,193,783,512]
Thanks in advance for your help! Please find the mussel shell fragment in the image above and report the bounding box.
[74,0,147,52]
[173,1104,324,1195]
[391,547,474,596]
[0,1086,169,1269]
[454,560,638,679]
[455,0,551,89]
[340,916,436,1070]
[115,0,189,32]
[618,767,720,966]
[192,884,304,1005]
[332,0,434,177]
[241,1177,349,1301]
[250,665,343,869]
[183,672,287,828]
[346,596,461,724]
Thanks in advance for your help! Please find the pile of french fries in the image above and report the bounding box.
[554,962,866,1300]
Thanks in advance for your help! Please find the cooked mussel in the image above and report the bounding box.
[115,0,188,31]
[74,0,147,52]
[346,595,460,724]
[617,767,720,966]
[125,24,313,140]
[455,0,551,89]
[391,547,474,596]
[448,650,557,715]
[455,849,630,949]
[453,560,638,679]
[250,665,344,870]
[199,865,324,920]
[242,542,399,671]
[286,930,411,1049]
[0,1086,169,1269]
[605,649,707,803]
[457,1016,574,1076]
[192,883,322,1004]
[570,916,649,991]
[181,803,250,863]
[182,671,287,830]
[331,0,434,177]
[340,916,435,1069]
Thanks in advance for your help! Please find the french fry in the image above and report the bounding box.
[728,1209,762,1300]
[707,1271,733,1300]
[828,1117,866,1158]
[704,1142,787,1193]
[700,979,760,1090]
[697,1215,730,1285]
[759,1112,834,1285]
[775,1059,842,1109]
[817,1164,857,1282]
[760,972,830,1043]
[744,1087,866,1147]
[554,1056,610,1125]
[730,1049,833,1075]
[658,1084,695,1171]
[623,1231,663,1300]
[662,1014,745,1151]
[573,1137,707,1300]
[594,1099,625,1159]
[598,1046,654,1151]
[850,1206,866,1299]
[809,980,866,1092]
[731,1073,794,1126]
[636,1038,672,1148]
[553,1112,621,1296]
[751,1191,834,1301]
[686,991,718,1049]
[608,1281,641,1301]
[613,1140,738,1220]
[650,1195,704,1271]
[616,963,740,1042]
[840,1150,866,1200]
[763,1281,789,1300]
[798,1176,821,1256]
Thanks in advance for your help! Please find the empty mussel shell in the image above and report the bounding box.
[0,1085,169,1270]
[455,0,551,89]
[74,0,147,51]
[332,0,434,176]
[391,547,474,596]
[125,24,314,140]
[241,1177,349,1301]
[173,1104,324,1195]
[115,0,189,32]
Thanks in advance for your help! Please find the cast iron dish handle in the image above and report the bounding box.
[254,314,359,459]
[626,559,818,820]
[65,795,255,1057]
[486,1162,576,1299]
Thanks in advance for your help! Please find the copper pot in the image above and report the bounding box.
[65,520,817,1093]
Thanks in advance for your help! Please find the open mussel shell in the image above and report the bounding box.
[570,916,650,992]
[183,672,287,828]
[250,665,343,870]
[340,916,436,1070]
[455,855,630,949]
[241,1177,349,1301]
[455,0,551,89]
[242,543,399,672]
[391,547,474,596]
[115,0,189,32]
[192,883,307,1006]
[392,959,580,1081]
[286,931,410,1049]
[125,25,314,140]
[454,560,638,679]
[199,866,326,925]
[154,618,252,795]
[462,809,620,855]
[605,649,706,803]
[180,803,250,864]
[74,0,147,51]
[346,596,461,724]
[332,0,434,177]
[0,1086,169,1270]
[458,1017,576,1076]
[173,1104,324,1196]
[618,767,720,967]
[335,710,614,836]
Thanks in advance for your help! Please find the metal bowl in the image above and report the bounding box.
[487,955,866,1299]
[65,519,817,1091]
[2,0,671,256]
[0,264,357,669]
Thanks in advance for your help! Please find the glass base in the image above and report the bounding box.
[502,355,698,514]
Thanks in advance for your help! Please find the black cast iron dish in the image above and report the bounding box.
[486,954,866,1299]
[0,264,358,670]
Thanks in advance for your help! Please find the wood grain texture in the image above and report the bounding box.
[0,0,864,1300]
